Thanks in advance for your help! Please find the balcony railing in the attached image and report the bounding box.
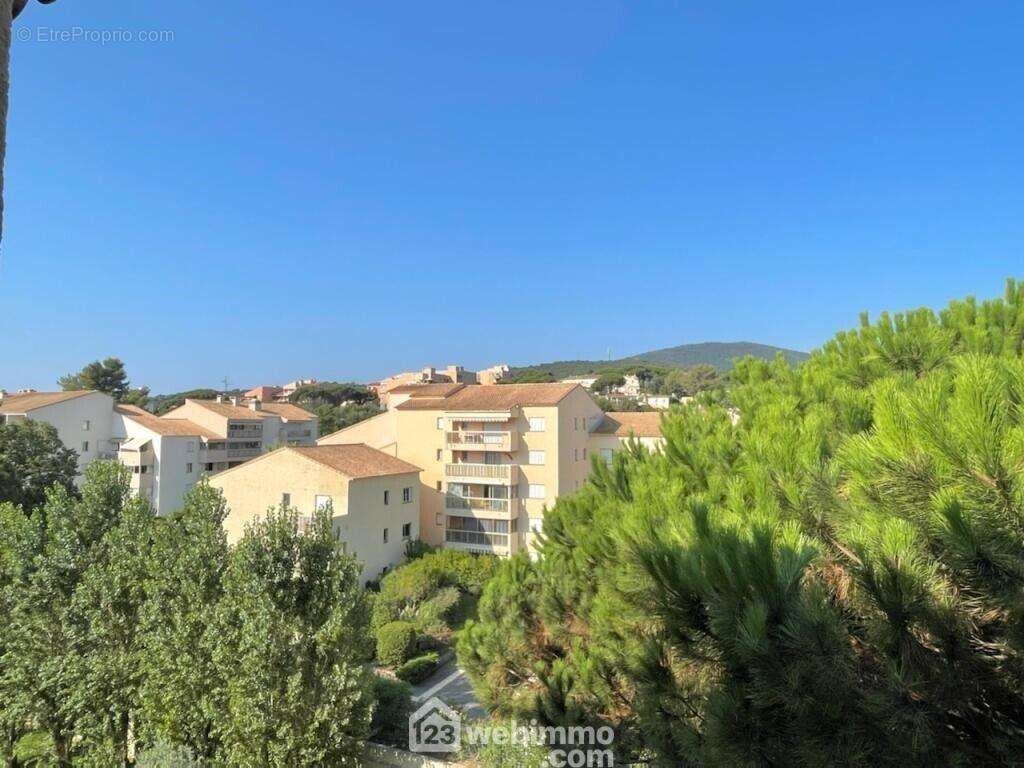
[445,495,519,516]
[446,430,514,452]
[444,463,518,484]
[445,529,510,548]
[227,448,262,460]
[227,427,263,439]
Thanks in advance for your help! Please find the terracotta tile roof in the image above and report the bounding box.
[396,383,580,411]
[289,445,421,479]
[0,390,99,414]
[245,386,282,400]
[388,383,466,397]
[185,399,267,421]
[115,405,221,439]
[594,412,664,438]
[256,402,316,422]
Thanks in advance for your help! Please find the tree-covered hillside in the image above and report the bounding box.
[509,341,808,380]
[459,280,1024,767]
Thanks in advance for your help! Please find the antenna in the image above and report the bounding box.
[221,376,230,394]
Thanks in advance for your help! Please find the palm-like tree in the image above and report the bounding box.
[1,0,57,242]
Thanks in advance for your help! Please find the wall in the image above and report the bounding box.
[30,393,115,482]
[320,409,398,453]
[395,410,448,546]
[345,473,420,584]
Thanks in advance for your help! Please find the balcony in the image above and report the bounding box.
[227,426,263,440]
[446,430,516,452]
[445,494,520,518]
[444,462,519,485]
[445,529,511,551]
[227,447,262,460]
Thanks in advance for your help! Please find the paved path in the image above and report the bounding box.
[410,656,486,721]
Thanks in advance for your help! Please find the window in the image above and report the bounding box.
[384,490,390,505]
[574,448,579,461]
[528,417,545,432]
[528,450,546,465]
[402,522,412,538]
[528,484,546,500]
[402,487,412,503]
[574,417,579,431]
[82,420,90,431]
[186,463,193,474]
[583,448,588,460]
[437,417,444,430]
[529,518,544,533]
[205,463,214,472]
[383,528,389,544]
[81,441,89,453]
[436,513,444,526]
[436,481,442,491]
[436,449,442,461]
[601,448,614,464]
[282,492,291,507]
[315,495,333,512]
[187,442,195,453]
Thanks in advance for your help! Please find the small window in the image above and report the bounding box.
[437,417,444,430]
[583,448,588,460]
[574,417,579,431]
[574,448,579,461]
[601,448,614,463]
[186,463,194,474]
[528,450,545,465]
[436,449,442,461]
[282,492,291,507]
[82,420,90,431]
[205,463,214,472]
[187,442,195,453]
[529,518,543,533]
[383,528,389,544]
[81,441,89,453]
[436,481,442,491]
[436,513,444,526]
[402,522,412,538]
[402,487,412,503]
[528,484,546,500]
[315,495,332,512]
[528,417,545,432]
[384,490,390,505]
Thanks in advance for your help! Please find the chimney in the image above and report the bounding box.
[249,400,262,412]
[230,396,240,407]
[216,395,225,404]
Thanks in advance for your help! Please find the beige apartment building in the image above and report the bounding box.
[209,445,421,584]
[319,383,661,556]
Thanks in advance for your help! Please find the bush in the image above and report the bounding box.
[405,539,436,560]
[395,652,440,684]
[376,621,418,667]
[415,586,462,634]
[370,675,413,747]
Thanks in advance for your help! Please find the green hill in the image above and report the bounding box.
[509,342,809,380]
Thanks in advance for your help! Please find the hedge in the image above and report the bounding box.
[395,652,440,684]
[376,621,419,667]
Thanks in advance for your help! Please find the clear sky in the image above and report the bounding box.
[2,1,1023,392]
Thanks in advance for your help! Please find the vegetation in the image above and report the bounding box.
[375,621,419,667]
[148,389,230,415]
[0,420,78,509]
[0,464,373,766]
[59,357,149,405]
[395,652,441,684]
[459,280,1024,766]
[289,381,382,436]
[370,676,414,747]
[507,341,808,381]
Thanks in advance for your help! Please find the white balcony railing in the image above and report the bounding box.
[444,463,518,484]
[445,495,518,516]
[445,529,510,548]
[446,430,514,452]
[227,448,262,460]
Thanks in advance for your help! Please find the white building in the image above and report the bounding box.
[0,390,116,483]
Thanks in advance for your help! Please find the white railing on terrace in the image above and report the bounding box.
[445,530,509,548]
[446,430,513,450]
[444,463,516,481]
[445,495,518,515]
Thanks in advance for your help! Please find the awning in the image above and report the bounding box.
[446,412,513,423]
[119,437,152,452]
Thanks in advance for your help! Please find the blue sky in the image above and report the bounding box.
[2,1,1023,392]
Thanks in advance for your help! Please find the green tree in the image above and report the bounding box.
[211,506,373,767]
[59,358,139,402]
[591,372,625,394]
[137,484,229,761]
[0,420,78,509]
[664,363,723,396]
[460,279,1024,767]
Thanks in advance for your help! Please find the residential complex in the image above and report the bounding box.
[0,390,316,516]
[318,382,665,556]
[373,363,509,404]
[209,445,421,583]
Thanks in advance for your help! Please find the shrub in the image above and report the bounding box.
[415,586,462,633]
[376,621,418,667]
[395,652,440,684]
[405,539,436,560]
[370,675,413,747]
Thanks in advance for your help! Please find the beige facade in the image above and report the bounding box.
[209,445,421,584]
[319,383,659,557]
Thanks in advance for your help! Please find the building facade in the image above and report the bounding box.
[209,445,421,584]
[319,383,664,557]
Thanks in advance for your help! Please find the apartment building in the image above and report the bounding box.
[209,445,421,584]
[373,363,509,399]
[318,383,659,557]
[0,390,116,482]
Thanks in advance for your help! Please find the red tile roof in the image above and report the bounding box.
[0,390,100,414]
[396,383,580,411]
[594,412,664,438]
